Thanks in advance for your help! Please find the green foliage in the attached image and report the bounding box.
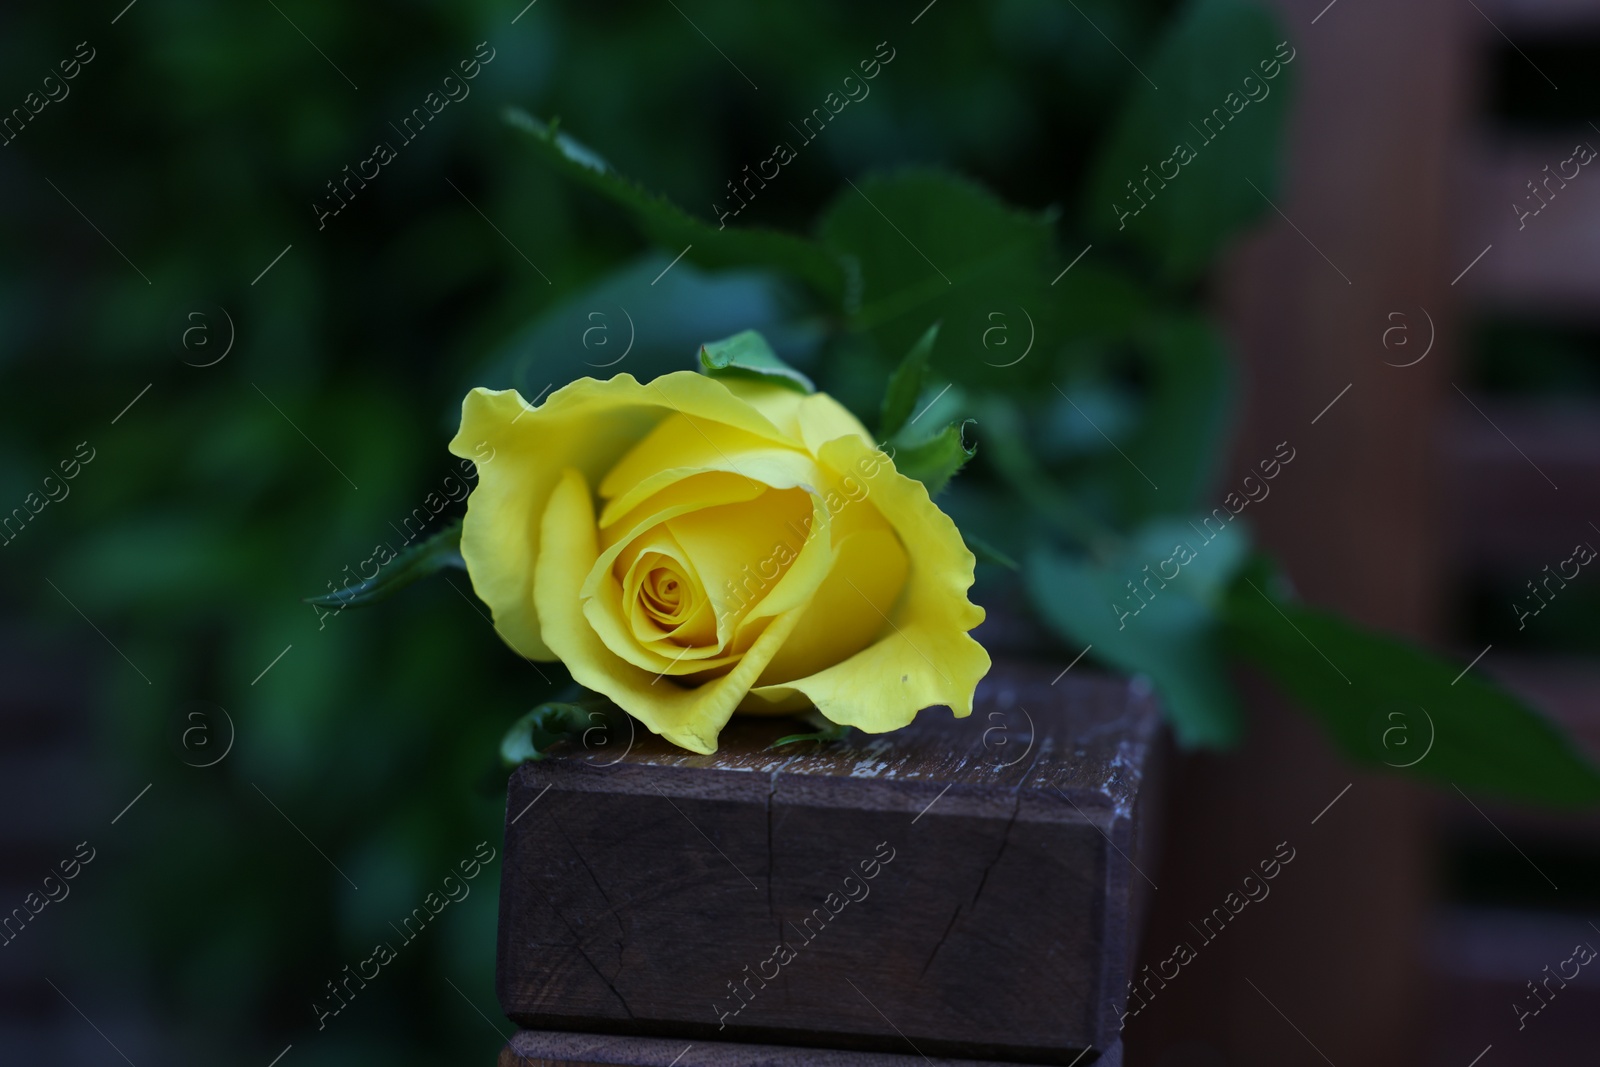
[504,108,847,303]
[1029,519,1251,746]
[769,721,855,749]
[869,323,976,495]
[1224,566,1600,806]
[5,0,1592,1063]
[464,254,820,406]
[890,420,977,497]
[971,394,1122,558]
[963,531,1021,572]
[699,329,815,393]
[817,170,1060,390]
[1085,0,1294,278]
[879,322,940,439]
[1074,316,1236,524]
[499,701,596,765]
[305,520,464,609]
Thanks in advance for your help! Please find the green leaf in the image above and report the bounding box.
[1052,262,1155,345]
[500,702,589,765]
[1223,569,1600,806]
[304,519,463,610]
[1028,517,1251,746]
[973,394,1121,557]
[891,420,975,497]
[496,700,633,767]
[699,330,814,393]
[963,531,1020,571]
[879,322,939,439]
[462,253,821,416]
[505,108,846,303]
[1083,0,1294,278]
[769,721,855,749]
[818,170,1058,390]
[1128,317,1235,512]
[1072,315,1236,524]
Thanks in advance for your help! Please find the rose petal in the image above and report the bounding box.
[665,487,813,632]
[583,513,740,674]
[795,391,874,456]
[599,471,766,554]
[744,435,988,729]
[448,373,791,661]
[715,378,873,453]
[586,484,822,676]
[599,447,819,529]
[599,413,818,514]
[536,467,809,754]
[754,526,908,688]
[619,539,714,647]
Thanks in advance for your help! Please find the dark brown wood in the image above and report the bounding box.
[1461,140,1600,315]
[499,1030,1123,1067]
[1445,405,1600,569]
[1479,0,1600,31]
[1428,4,1600,1061]
[495,661,1161,1065]
[1121,0,1469,1062]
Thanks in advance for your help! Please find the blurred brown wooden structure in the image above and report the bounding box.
[1126,0,1600,1064]
[1437,0,1600,1061]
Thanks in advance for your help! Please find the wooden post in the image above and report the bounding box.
[1125,0,1469,1063]
[495,663,1160,1064]
[499,1030,1122,1066]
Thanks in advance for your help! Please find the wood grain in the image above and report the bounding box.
[496,661,1160,1065]
[498,1029,1124,1067]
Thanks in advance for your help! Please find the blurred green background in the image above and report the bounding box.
[0,1,1200,1062]
[9,0,1600,1063]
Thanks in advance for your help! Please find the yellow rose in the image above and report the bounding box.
[448,370,989,754]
